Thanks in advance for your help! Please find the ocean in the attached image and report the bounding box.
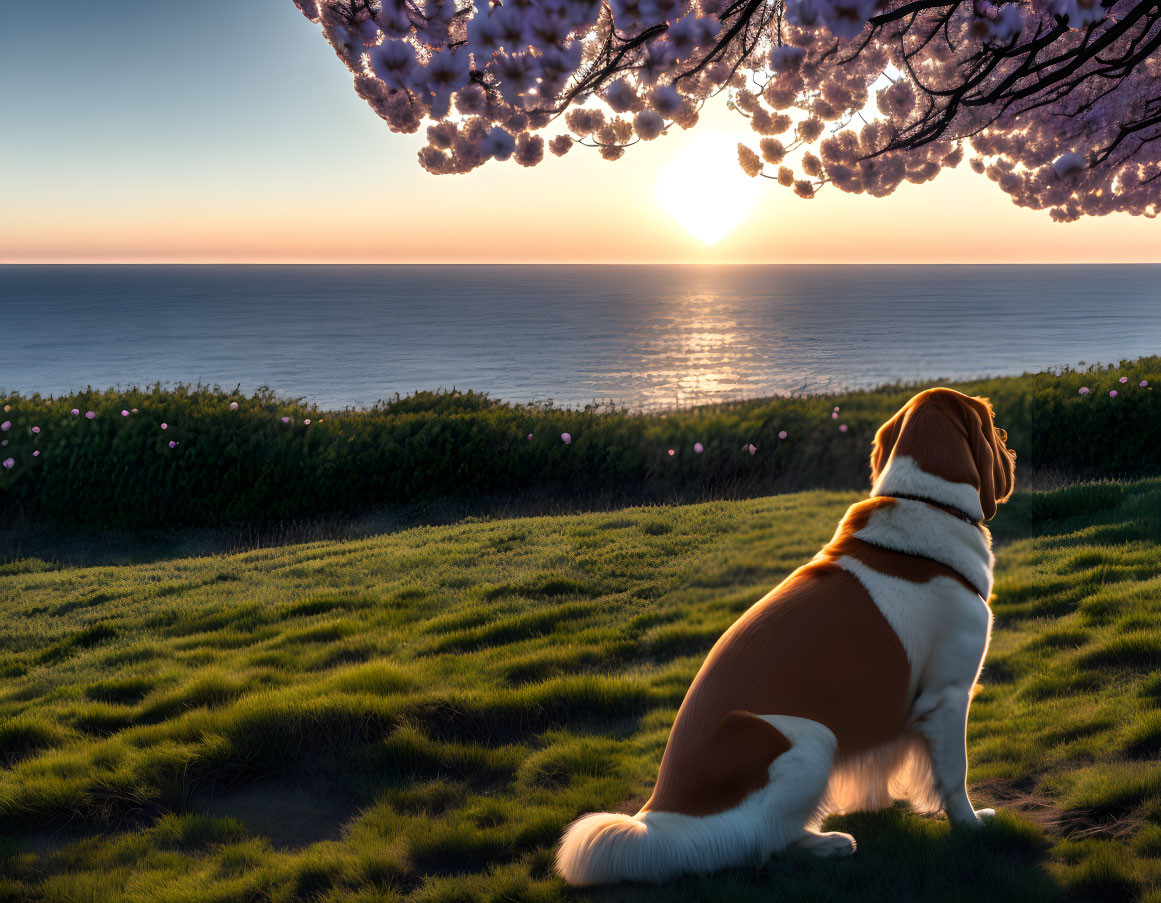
[3,264,1159,410]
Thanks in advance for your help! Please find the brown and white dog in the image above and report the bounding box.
[557,388,1016,885]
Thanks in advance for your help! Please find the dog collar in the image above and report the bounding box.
[884,493,981,527]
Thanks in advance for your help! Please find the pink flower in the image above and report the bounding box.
[839,424,849,432]
[668,449,675,456]
[32,450,40,457]
[1,440,6,446]
[304,419,311,425]
[561,432,572,445]
[694,442,704,453]
[161,423,168,430]
[1110,390,1118,397]
[31,426,40,434]
[527,433,533,440]
[2,458,13,469]
[229,401,239,410]
[169,440,177,448]
[86,411,95,419]
[1119,376,1128,383]
[71,409,80,416]
[121,410,129,417]
[778,430,788,439]
[1078,387,1090,395]
[833,406,840,412]
[281,416,291,423]
[1142,380,1149,388]
[742,443,757,455]
[0,421,9,432]
[131,408,139,413]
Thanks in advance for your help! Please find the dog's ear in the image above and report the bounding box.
[870,407,904,486]
[966,396,1016,520]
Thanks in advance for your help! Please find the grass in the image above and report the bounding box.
[2,479,1161,902]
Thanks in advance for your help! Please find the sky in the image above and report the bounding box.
[1,0,1158,264]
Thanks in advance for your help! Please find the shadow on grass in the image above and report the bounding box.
[578,806,1061,903]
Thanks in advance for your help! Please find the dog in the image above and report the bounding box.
[556,387,1016,885]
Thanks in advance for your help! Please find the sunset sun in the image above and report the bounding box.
[655,132,761,246]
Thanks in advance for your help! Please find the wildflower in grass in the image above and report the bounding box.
[131,408,139,413]
[527,433,533,440]
[161,423,168,430]
[33,450,40,457]
[778,430,788,439]
[0,421,9,431]
[1110,390,1118,397]
[121,410,129,416]
[561,432,572,445]
[31,426,40,434]
[281,416,290,423]
[169,440,177,448]
[694,442,704,453]
[839,424,849,432]
[1,440,6,446]
[229,401,239,410]
[832,412,838,419]
[2,458,12,469]
[743,443,757,455]
[1120,376,1129,383]
[833,406,840,411]
[1079,387,1090,395]
[86,411,95,419]
[1142,380,1149,387]
[304,419,311,425]
[668,449,675,456]
[71,408,79,415]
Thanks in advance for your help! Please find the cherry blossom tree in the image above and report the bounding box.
[293,0,1161,219]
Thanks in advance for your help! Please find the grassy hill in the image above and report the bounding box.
[3,479,1161,903]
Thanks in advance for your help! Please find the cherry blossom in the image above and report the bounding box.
[295,0,1161,218]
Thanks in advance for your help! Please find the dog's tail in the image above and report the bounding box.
[555,811,669,886]
[555,807,759,886]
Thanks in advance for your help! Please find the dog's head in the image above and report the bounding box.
[870,388,1016,521]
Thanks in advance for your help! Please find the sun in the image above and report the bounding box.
[655,132,761,246]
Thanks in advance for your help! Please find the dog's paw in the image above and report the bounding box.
[797,831,857,858]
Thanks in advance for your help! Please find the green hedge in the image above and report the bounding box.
[1,359,1158,530]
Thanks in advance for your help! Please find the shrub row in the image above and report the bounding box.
[1,358,1157,530]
